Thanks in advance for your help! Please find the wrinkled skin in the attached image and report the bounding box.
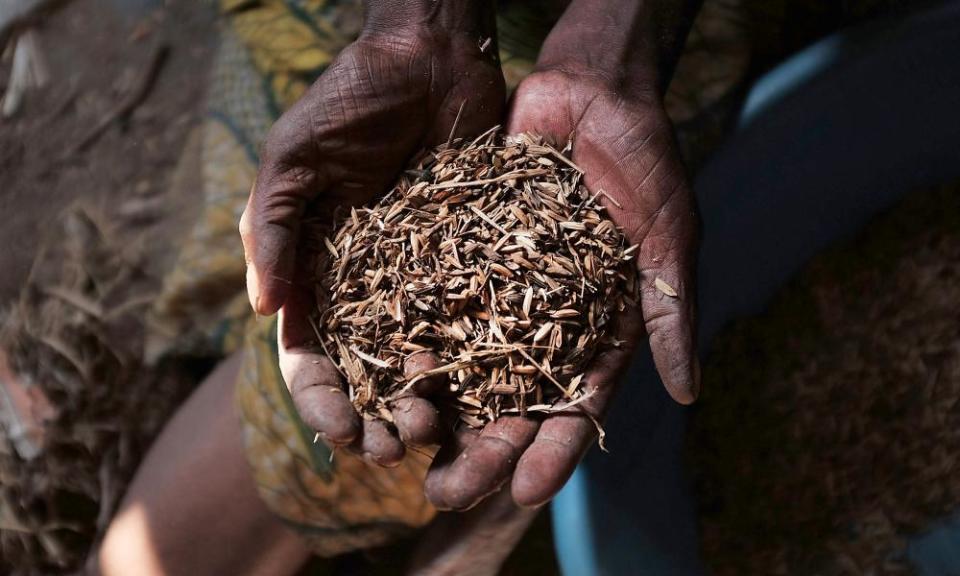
[241,28,698,510]
[239,28,505,464]
[424,69,699,509]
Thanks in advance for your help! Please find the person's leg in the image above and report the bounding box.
[91,353,311,576]
[553,2,960,574]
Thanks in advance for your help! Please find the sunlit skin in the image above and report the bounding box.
[92,355,312,576]
[98,505,165,576]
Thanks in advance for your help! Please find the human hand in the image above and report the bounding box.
[240,2,504,465]
[424,2,700,509]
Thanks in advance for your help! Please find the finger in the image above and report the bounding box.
[641,269,699,404]
[424,426,480,511]
[240,101,322,316]
[511,413,596,508]
[354,419,405,467]
[579,112,700,405]
[637,189,700,405]
[403,351,449,396]
[391,396,442,447]
[393,352,446,445]
[278,286,360,445]
[511,318,635,507]
[429,416,540,511]
[282,351,360,445]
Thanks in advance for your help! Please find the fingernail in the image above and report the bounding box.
[362,452,402,469]
[516,498,548,510]
[246,264,261,314]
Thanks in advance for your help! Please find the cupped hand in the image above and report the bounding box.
[240,25,504,465]
[425,69,699,509]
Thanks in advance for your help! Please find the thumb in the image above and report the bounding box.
[240,102,324,316]
[636,184,700,405]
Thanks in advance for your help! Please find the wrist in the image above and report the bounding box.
[362,0,497,40]
[533,62,661,108]
[535,0,700,95]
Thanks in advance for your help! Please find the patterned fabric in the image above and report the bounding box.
[147,0,751,556]
[236,315,435,555]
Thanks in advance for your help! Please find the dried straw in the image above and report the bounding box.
[311,130,638,428]
[0,206,194,575]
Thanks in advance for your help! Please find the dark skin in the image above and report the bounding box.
[240,0,504,464]
[241,0,701,510]
[427,0,701,509]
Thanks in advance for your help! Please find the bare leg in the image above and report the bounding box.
[90,353,311,576]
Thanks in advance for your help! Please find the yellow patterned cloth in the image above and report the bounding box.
[237,316,435,554]
[147,0,753,556]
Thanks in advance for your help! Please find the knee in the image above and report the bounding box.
[91,504,165,576]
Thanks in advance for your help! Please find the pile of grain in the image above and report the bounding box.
[312,129,638,428]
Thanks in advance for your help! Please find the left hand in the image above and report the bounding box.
[239,7,505,466]
[425,68,699,509]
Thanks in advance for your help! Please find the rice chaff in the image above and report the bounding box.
[311,130,639,430]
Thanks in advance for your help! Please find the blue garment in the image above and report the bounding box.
[552,2,960,574]
[909,514,960,576]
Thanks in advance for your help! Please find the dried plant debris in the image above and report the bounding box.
[312,130,638,430]
[0,206,193,575]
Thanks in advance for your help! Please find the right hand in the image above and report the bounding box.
[239,20,504,465]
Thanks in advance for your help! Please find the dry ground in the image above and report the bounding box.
[0,0,213,303]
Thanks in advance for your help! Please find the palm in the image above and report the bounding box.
[424,70,698,509]
[509,70,698,404]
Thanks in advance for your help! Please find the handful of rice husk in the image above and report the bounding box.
[312,129,638,430]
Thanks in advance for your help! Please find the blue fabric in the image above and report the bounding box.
[909,513,960,576]
[552,2,960,574]
[552,468,600,576]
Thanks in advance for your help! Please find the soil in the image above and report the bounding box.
[0,0,214,303]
